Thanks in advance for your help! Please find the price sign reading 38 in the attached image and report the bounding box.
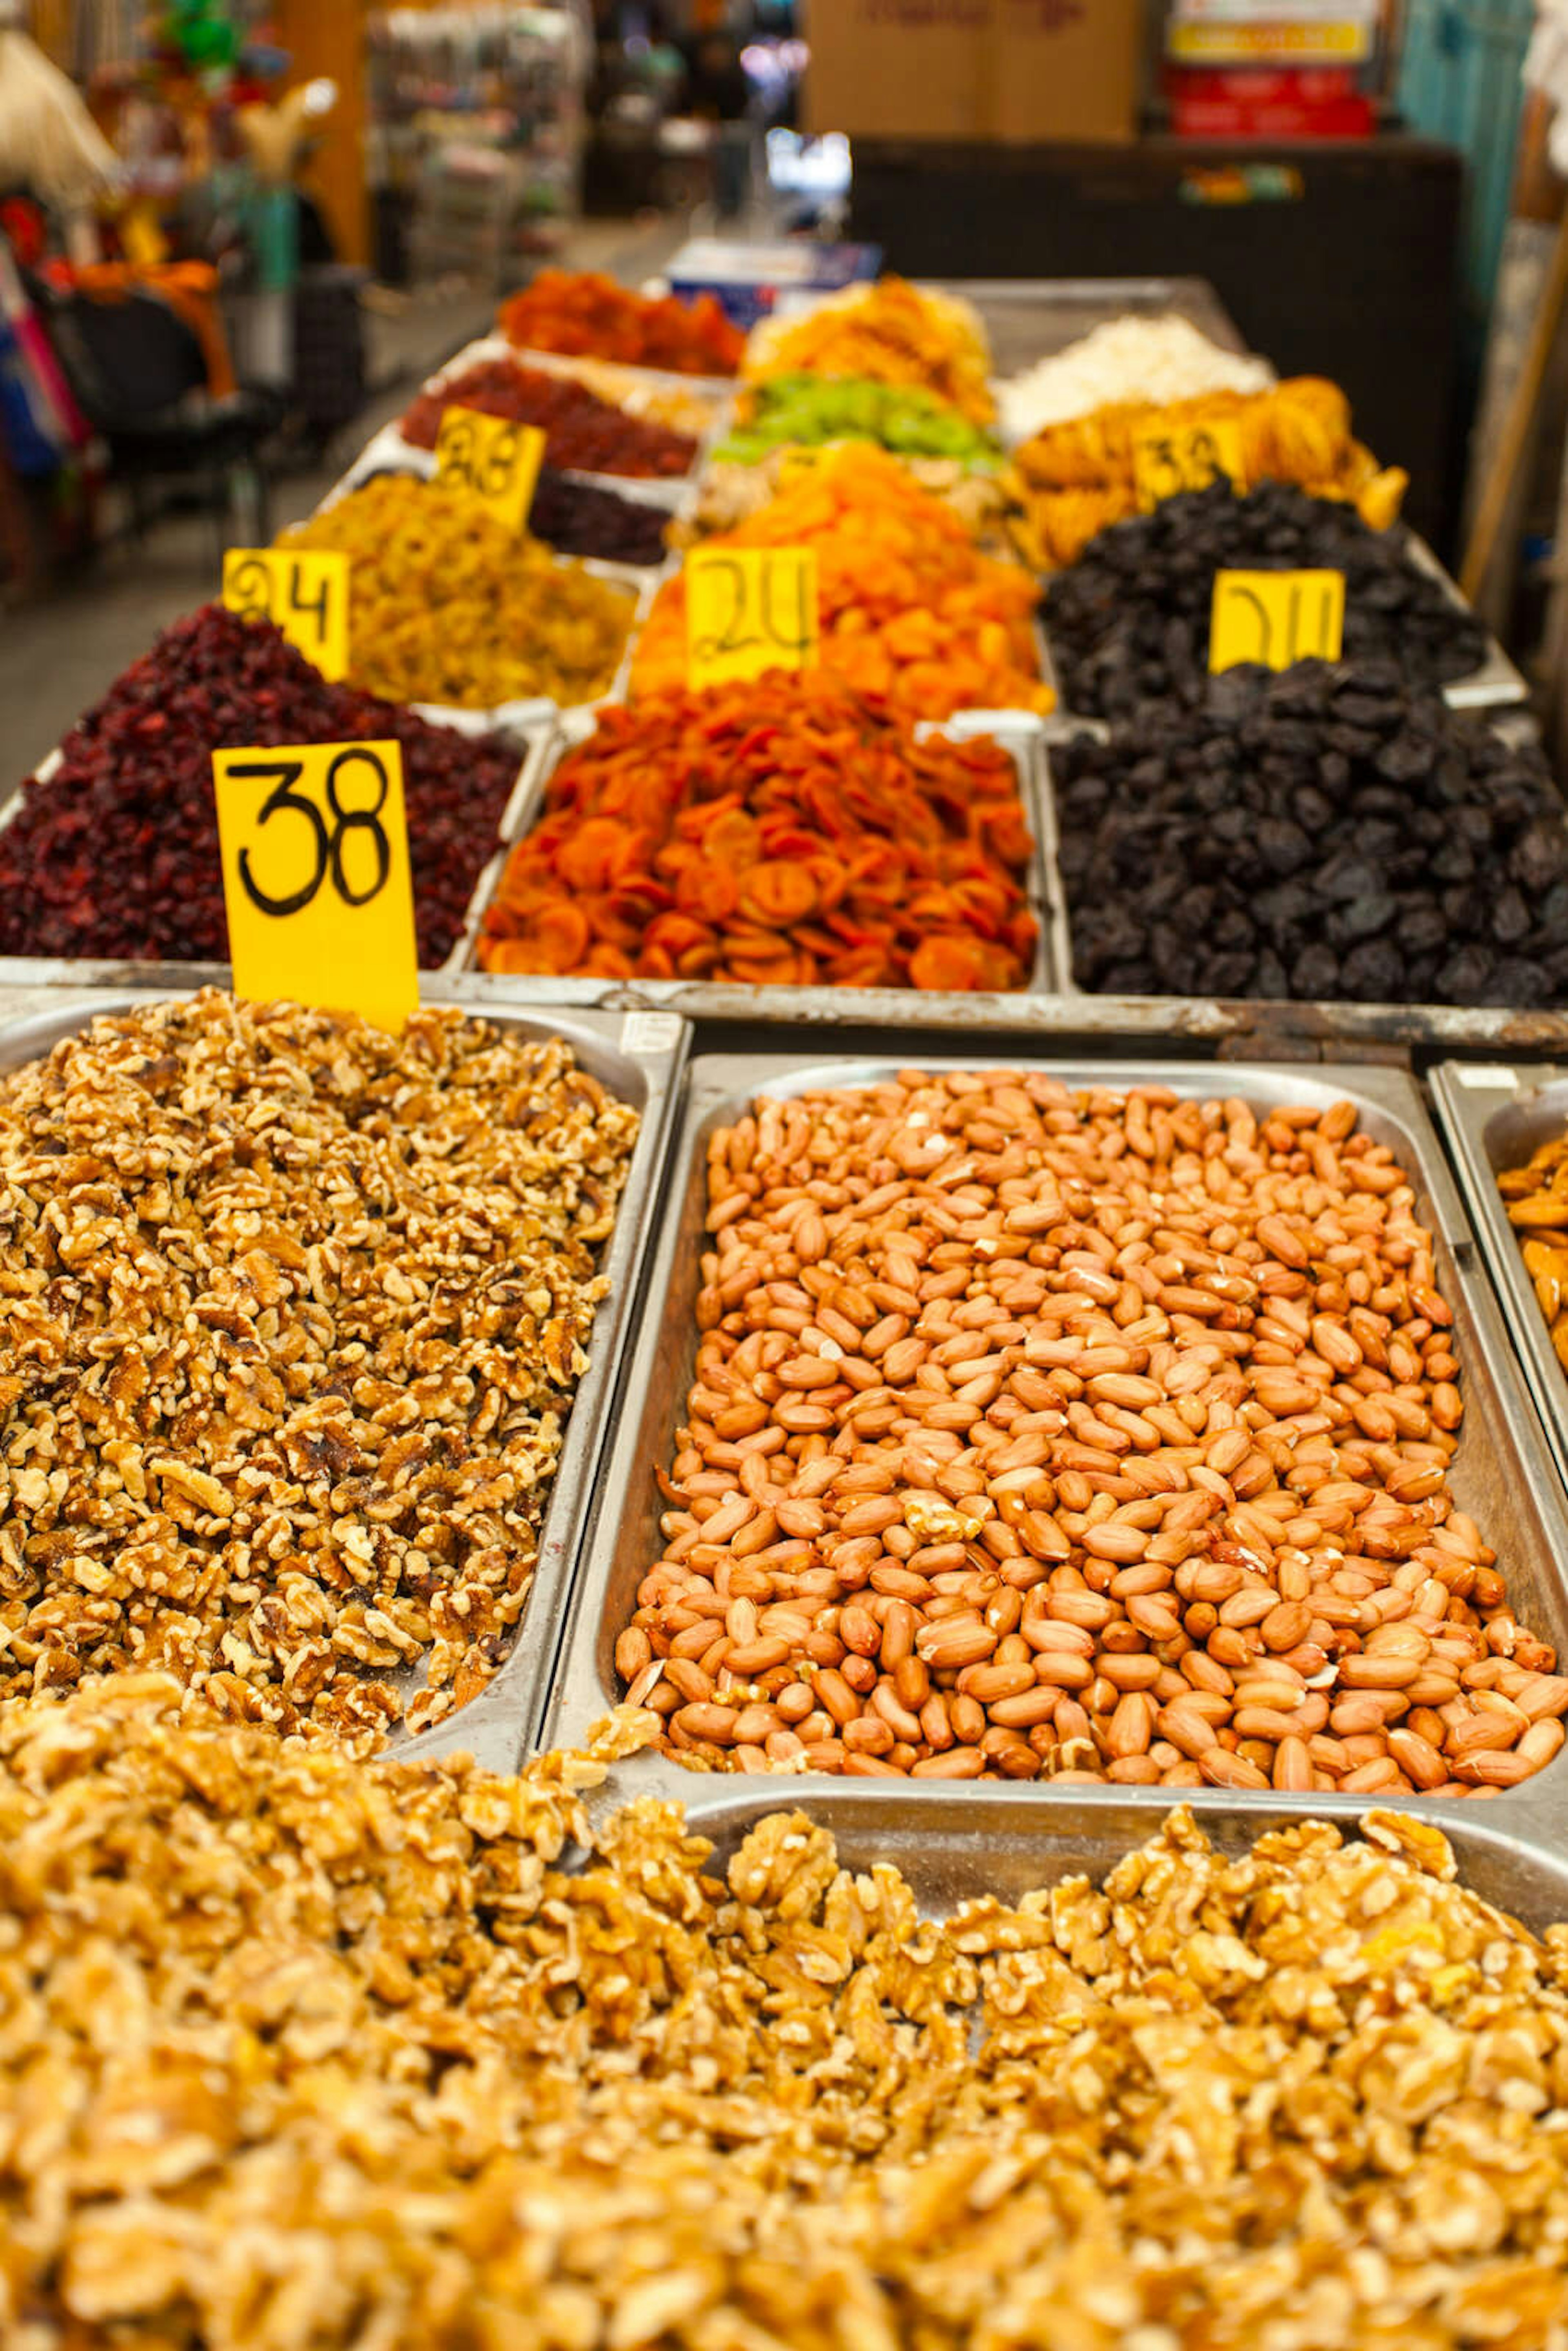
[1132,415,1247,513]
[1209,568,1345,674]
[222,549,350,682]
[434,405,546,535]
[212,739,420,1037]
[686,546,820,689]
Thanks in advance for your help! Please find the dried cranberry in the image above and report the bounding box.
[0,604,517,967]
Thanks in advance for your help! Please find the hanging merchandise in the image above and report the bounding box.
[163,0,240,73]
[0,236,85,477]
[0,21,118,211]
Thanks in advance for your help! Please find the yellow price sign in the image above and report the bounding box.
[1133,416,1247,512]
[433,406,546,534]
[212,739,420,1037]
[1209,569,1345,674]
[686,546,820,689]
[223,549,350,683]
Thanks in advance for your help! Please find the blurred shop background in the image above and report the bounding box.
[8,0,1568,763]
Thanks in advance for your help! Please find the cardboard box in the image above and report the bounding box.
[805,0,1143,145]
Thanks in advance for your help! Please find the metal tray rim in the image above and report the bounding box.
[546,1048,1568,1816]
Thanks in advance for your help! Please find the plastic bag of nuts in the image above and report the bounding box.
[619,1070,1567,1791]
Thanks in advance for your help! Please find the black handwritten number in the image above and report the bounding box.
[1188,429,1221,489]
[479,422,521,501]
[438,416,477,496]
[234,759,329,916]
[325,747,392,906]
[226,553,273,623]
[1227,583,1274,667]
[232,748,391,918]
[693,557,763,660]
[287,560,332,650]
[1292,579,1337,661]
[762,557,814,655]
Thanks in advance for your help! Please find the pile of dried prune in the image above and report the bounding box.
[1054,661,1568,1006]
[0,605,520,966]
[1045,481,1490,720]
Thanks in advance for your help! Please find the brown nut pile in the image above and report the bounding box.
[622,1071,1567,1790]
[6,1678,1568,2351]
[1499,1129,1568,1373]
[0,992,638,1737]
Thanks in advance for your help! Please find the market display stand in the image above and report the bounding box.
[13,276,1568,1909]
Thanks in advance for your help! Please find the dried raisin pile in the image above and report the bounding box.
[361,461,668,568]
[1045,480,1490,720]
[1055,661,1568,1007]
[0,605,520,966]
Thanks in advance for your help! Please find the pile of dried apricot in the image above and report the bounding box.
[478,677,1038,990]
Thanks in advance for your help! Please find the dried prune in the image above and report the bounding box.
[1045,481,1490,720]
[1054,661,1568,1008]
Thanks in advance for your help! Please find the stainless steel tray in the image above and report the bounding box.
[546,1050,1568,1814]
[1432,1060,1568,1503]
[0,984,690,1775]
[459,708,1071,996]
[597,1780,1568,1939]
[940,276,1250,383]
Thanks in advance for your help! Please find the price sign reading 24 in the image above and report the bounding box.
[222,549,350,681]
[686,546,820,689]
[434,405,546,535]
[212,739,420,1037]
[1209,568,1346,674]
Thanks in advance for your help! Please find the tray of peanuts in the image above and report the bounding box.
[546,1052,1568,1834]
[1432,1060,1568,1501]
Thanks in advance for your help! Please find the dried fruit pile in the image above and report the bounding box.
[526,466,669,565]
[1055,663,1568,1006]
[0,605,519,966]
[401,351,698,477]
[497,266,743,373]
[357,460,670,568]
[1045,479,1489,719]
[623,1068,1564,1792]
[9,1681,1568,2351]
[280,478,635,710]
[998,310,1274,439]
[478,680,1038,989]
[745,275,995,425]
[1015,376,1409,570]
[1500,1129,1568,1374]
[0,993,639,1737]
[717,371,1002,467]
[479,677,1044,987]
[676,446,1027,561]
[631,444,1050,723]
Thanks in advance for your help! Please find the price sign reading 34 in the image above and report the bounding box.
[212,739,420,1036]
[1209,568,1346,674]
[223,549,350,682]
[686,546,820,689]
[434,405,546,534]
[1132,416,1247,512]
